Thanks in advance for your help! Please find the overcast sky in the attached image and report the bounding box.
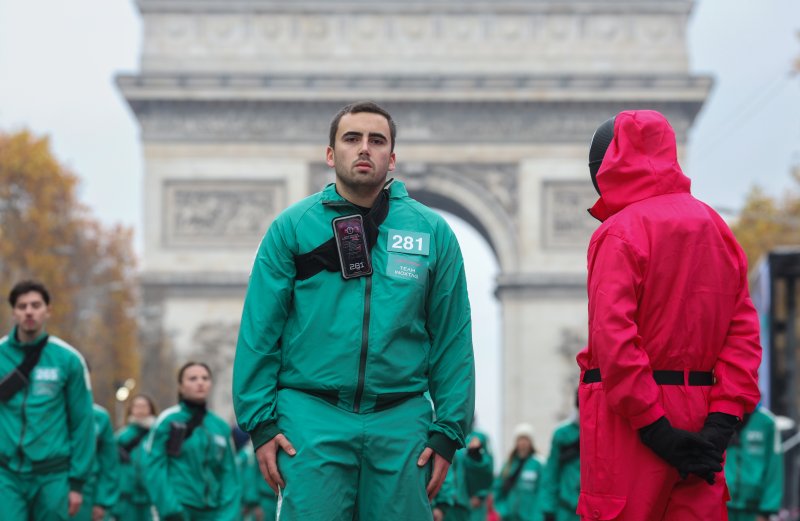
[1,0,798,452]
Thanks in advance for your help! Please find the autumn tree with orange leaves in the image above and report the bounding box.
[732,173,800,270]
[0,130,138,422]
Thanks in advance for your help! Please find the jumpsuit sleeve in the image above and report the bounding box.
[142,415,184,518]
[233,215,297,449]
[587,232,664,430]
[708,244,761,418]
[66,352,96,492]
[217,430,243,520]
[94,409,121,509]
[425,222,475,462]
[539,433,561,515]
[759,414,784,513]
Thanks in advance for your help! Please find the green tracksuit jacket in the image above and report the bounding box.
[143,401,241,520]
[88,404,120,509]
[0,327,94,491]
[233,180,475,460]
[433,431,494,520]
[725,406,783,517]
[540,418,580,521]
[494,455,546,521]
[114,420,154,516]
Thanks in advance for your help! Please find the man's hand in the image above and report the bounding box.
[469,496,482,508]
[432,507,445,521]
[91,506,106,521]
[67,491,83,516]
[417,447,451,500]
[255,433,296,494]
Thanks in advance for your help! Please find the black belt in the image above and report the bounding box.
[582,368,714,386]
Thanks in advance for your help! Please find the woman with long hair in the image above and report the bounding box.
[493,424,545,521]
[114,394,158,521]
[143,362,240,520]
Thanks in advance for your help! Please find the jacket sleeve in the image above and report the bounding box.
[425,222,475,462]
[759,413,784,513]
[709,244,761,418]
[94,409,121,508]
[587,232,664,430]
[66,353,95,492]
[233,215,297,449]
[143,415,183,518]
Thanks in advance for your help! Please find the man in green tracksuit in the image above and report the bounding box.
[725,405,783,521]
[75,403,120,521]
[432,430,494,521]
[0,280,95,520]
[233,101,475,520]
[541,415,580,521]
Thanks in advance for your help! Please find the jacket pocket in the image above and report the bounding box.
[577,491,626,520]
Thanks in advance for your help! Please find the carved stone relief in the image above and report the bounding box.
[542,180,599,250]
[163,180,285,247]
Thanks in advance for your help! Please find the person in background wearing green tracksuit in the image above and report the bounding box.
[114,394,158,521]
[540,410,580,521]
[0,280,95,520]
[144,362,241,521]
[725,405,784,521]
[74,402,120,521]
[232,426,277,521]
[493,424,545,521]
[233,100,475,520]
[432,430,494,521]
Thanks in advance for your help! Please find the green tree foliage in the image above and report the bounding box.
[0,130,138,423]
[732,175,800,270]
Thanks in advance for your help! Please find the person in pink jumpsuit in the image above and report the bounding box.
[576,110,762,521]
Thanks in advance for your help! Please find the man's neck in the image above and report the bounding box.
[15,327,43,344]
[335,183,383,208]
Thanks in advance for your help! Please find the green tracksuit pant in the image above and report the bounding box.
[275,389,433,520]
[0,465,70,520]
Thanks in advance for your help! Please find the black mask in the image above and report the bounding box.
[588,116,615,195]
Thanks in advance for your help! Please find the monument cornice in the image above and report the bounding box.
[136,0,692,16]
[117,73,712,103]
[495,272,587,299]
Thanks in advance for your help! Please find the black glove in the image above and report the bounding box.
[639,416,723,483]
[544,513,556,521]
[699,412,740,453]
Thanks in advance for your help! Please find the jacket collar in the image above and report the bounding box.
[7,326,48,349]
[321,178,406,206]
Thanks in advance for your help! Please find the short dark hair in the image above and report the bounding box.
[177,361,212,384]
[8,280,51,307]
[329,101,397,152]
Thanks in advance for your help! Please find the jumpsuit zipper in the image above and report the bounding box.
[353,276,372,413]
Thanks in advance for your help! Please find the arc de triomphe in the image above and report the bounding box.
[118,0,709,450]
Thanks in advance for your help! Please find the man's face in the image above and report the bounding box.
[12,291,50,337]
[326,112,396,194]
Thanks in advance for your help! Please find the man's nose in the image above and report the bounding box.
[358,137,371,154]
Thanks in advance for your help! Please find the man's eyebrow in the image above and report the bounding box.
[341,131,363,139]
[368,132,387,141]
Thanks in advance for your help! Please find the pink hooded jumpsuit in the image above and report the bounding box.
[576,110,762,521]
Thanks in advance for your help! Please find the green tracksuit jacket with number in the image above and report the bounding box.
[233,180,475,459]
[0,327,94,491]
[143,402,241,520]
[725,406,784,517]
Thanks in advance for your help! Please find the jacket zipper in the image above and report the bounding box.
[17,386,29,462]
[353,276,372,413]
